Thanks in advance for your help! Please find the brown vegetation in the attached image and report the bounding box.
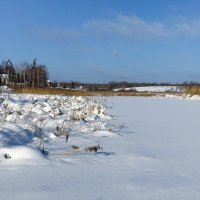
[184,86,200,95]
[71,144,103,153]
[13,87,158,96]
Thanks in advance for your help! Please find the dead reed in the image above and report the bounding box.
[184,86,200,95]
[13,87,157,97]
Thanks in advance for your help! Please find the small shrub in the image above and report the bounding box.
[4,153,11,159]
[84,144,103,152]
[71,145,79,150]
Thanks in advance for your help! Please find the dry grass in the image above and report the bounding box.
[184,86,200,96]
[14,87,92,96]
[13,87,155,96]
[13,87,181,97]
[71,144,103,152]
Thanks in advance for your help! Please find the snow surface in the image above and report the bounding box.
[0,146,44,161]
[0,93,200,199]
[113,85,183,92]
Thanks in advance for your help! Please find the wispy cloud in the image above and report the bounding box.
[35,27,80,43]
[84,15,170,39]
[83,15,200,40]
[32,15,200,44]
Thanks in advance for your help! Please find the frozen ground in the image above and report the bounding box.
[0,94,200,199]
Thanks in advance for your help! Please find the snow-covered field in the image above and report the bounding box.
[0,93,200,199]
[113,85,183,92]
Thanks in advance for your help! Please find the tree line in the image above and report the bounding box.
[0,58,199,90]
[0,59,48,87]
[50,80,189,91]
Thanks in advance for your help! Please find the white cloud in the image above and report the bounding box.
[175,19,200,37]
[33,15,200,44]
[83,15,200,40]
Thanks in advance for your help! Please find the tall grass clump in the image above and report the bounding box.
[184,86,200,96]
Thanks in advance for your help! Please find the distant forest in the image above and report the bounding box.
[0,59,199,91]
[0,59,48,88]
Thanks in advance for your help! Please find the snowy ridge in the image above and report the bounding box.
[162,94,200,100]
[0,93,114,163]
[0,146,45,161]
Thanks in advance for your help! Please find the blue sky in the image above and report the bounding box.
[1,0,200,82]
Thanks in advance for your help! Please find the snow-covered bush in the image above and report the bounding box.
[0,94,111,151]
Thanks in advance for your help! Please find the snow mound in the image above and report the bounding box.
[0,122,33,146]
[0,93,113,164]
[0,146,44,161]
[93,130,116,137]
[184,94,200,100]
